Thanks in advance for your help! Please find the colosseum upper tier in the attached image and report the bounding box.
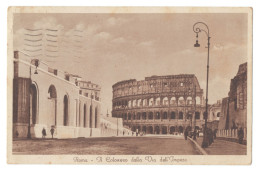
[112,74,206,135]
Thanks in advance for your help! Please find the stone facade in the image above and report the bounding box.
[112,75,206,134]
[218,62,247,130]
[13,51,102,138]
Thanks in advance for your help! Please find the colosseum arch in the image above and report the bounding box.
[147,126,153,134]
[162,126,167,134]
[148,98,153,106]
[63,94,69,126]
[178,97,185,106]
[128,113,132,120]
[137,112,141,120]
[142,112,147,120]
[128,100,132,108]
[154,126,160,134]
[179,111,184,119]
[195,111,200,120]
[30,82,39,125]
[196,96,201,105]
[170,111,176,119]
[143,99,147,106]
[178,126,184,133]
[148,112,153,119]
[142,126,147,133]
[170,97,177,105]
[170,126,176,134]
[186,96,192,105]
[133,99,137,107]
[163,112,168,119]
[137,99,142,107]
[156,112,160,119]
[163,97,169,105]
[155,97,160,106]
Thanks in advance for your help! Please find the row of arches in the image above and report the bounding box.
[30,83,98,128]
[131,125,200,134]
[113,96,201,109]
[121,111,203,120]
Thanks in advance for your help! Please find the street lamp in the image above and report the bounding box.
[27,59,39,139]
[193,22,210,148]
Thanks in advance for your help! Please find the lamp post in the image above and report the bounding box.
[193,22,210,148]
[27,59,39,139]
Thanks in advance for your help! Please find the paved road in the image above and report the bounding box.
[196,137,247,155]
[13,136,202,155]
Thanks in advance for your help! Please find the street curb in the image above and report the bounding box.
[188,137,208,155]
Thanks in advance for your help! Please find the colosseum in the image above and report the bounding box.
[112,74,206,135]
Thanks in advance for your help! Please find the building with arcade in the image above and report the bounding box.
[112,75,206,135]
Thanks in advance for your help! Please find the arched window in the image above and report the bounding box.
[89,105,92,127]
[163,112,167,119]
[128,100,132,107]
[171,112,176,119]
[143,99,147,106]
[170,97,176,105]
[196,96,201,105]
[48,85,57,126]
[195,112,200,119]
[156,112,160,119]
[178,97,185,106]
[155,97,160,106]
[137,99,142,106]
[148,112,153,119]
[137,113,141,120]
[179,112,183,119]
[142,112,146,120]
[149,98,153,106]
[163,97,169,105]
[83,104,87,127]
[63,95,69,126]
[186,97,192,105]
[133,114,136,120]
[30,84,38,124]
[133,100,137,107]
[170,126,175,134]
[128,114,132,120]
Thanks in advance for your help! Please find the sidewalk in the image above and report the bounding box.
[194,137,247,155]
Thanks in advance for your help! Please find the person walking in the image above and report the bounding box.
[42,127,46,139]
[50,127,55,139]
[238,127,244,144]
[184,128,188,140]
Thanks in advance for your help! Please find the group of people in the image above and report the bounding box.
[42,127,55,139]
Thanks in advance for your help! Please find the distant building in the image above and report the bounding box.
[207,100,222,131]
[218,62,247,130]
[13,51,102,138]
[112,74,206,134]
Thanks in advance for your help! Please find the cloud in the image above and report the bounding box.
[94,32,112,40]
[106,17,127,27]
[138,40,154,47]
[111,37,126,44]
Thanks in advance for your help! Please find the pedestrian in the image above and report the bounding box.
[123,131,125,136]
[42,127,46,139]
[184,128,188,140]
[50,127,55,139]
[238,127,244,144]
[214,129,217,139]
[132,131,134,136]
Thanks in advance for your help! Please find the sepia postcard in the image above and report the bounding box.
[7,6,252,165]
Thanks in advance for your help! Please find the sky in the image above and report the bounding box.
[13,13,248,115]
